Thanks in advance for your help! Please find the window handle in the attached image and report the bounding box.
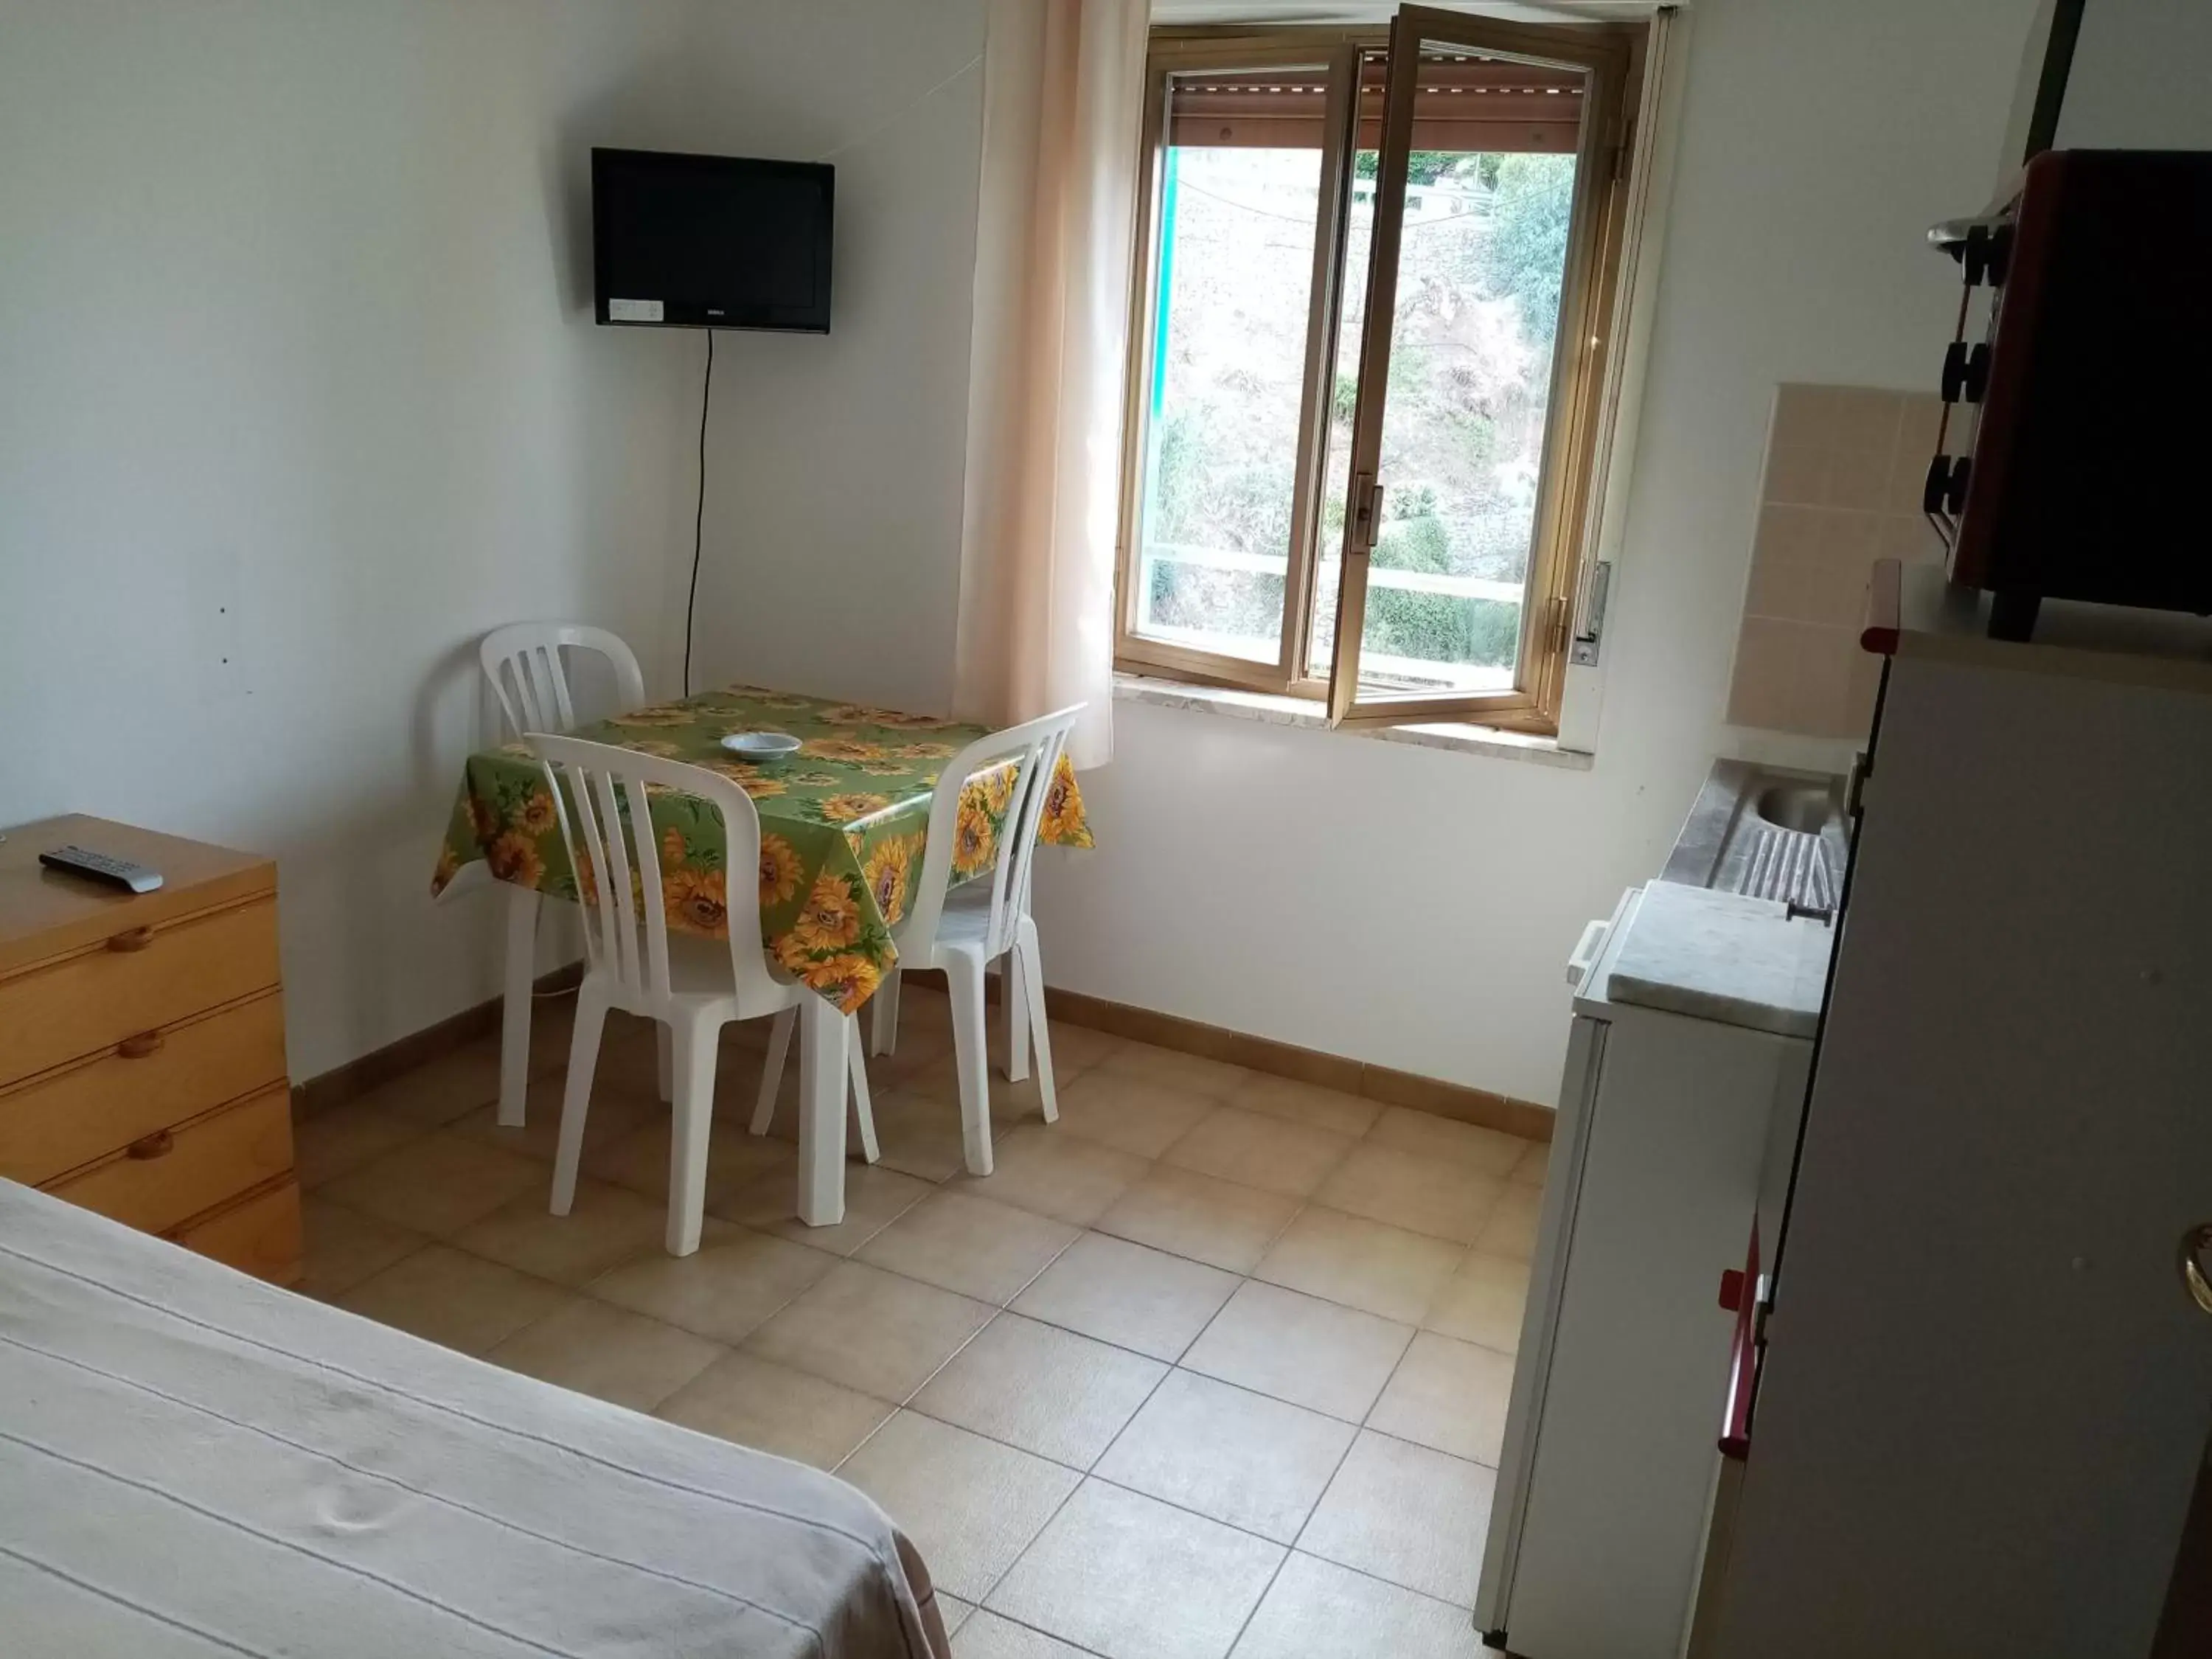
[1350,473,1384,552]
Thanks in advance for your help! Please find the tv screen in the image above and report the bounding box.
[591,148,833,333]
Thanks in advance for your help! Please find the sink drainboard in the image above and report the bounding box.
[1742,824,1837,911]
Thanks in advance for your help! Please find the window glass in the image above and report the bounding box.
[1118,24,1625,731]
[1340,50,1585,697]
[1132,72,1329,664]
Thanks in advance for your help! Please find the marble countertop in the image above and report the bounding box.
[1603,880,1832,1039]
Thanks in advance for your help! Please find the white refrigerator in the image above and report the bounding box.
[1475,880,1821,1658]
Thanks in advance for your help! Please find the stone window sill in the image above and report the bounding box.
[1113,672,1596,771]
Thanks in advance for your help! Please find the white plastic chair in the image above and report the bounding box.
[478,624,647,1127]
[480,622,646,739]
[754,706,1082,1177]
[529,735,868,1253]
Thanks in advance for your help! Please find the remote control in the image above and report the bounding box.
[39,845,164,894]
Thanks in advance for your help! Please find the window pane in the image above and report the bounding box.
[1133,72,1328,666]
[1348,49,1586,699]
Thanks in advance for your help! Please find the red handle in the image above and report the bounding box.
[1719,1224,1761,1461]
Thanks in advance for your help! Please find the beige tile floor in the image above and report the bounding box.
[297,984,1543,1659]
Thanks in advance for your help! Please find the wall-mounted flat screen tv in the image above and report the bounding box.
[591,147,833,333]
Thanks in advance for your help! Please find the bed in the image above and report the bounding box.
[0,1178,951,1658]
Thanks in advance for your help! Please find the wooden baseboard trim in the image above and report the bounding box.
[291,962,582,1120]
[298,960,1551,1144]
[900,969,1552,1143]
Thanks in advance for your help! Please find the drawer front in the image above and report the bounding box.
[0,992,288,1186]
[171,1178,302,1284]
[0,899,280,1086]
[49,1087,293,1237]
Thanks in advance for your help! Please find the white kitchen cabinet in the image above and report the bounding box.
[1476,885,1815,1658]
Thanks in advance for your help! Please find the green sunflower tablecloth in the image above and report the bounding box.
[433,685,1091,1011]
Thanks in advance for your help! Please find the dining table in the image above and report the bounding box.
[433,682,1091,1225]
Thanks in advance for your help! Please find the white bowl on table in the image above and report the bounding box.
[720,731,802,762]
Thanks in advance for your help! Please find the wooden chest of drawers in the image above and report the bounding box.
[0,815,299,1283]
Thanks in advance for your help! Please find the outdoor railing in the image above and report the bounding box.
[1141,540,1526,605]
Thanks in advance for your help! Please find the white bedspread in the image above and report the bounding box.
[0,1180,950,1659]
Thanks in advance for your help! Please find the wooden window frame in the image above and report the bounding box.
[1113,12,1646,736]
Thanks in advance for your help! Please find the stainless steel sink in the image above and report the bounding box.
[1752,782,1831,835]
[1663,759,1848,913]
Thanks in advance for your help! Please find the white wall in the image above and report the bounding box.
[680,1,988,717]
[0,0,994,1082]
[0,0,2044,1105]
[0,0,724,1079]
[1030,0,2039,1105]
[2055,0,2212,149]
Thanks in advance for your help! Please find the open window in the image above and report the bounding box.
[1116,7,1645,733]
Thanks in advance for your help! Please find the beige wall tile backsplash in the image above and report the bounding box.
[1727,383,1948,738]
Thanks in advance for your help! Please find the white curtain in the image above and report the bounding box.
[951,0,1149,771]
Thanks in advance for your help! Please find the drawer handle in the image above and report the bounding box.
[125,1129,175,1161]
[118,1030,165,1060]
[107,926,155,953]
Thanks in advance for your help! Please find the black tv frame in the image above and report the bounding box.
[591,147,834,333]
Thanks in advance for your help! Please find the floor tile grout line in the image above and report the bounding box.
[403,1198,1508,1442]
[312,1045,1531,1374]
[1265,1421,1498,1612]
[1222,1547,1294,1659]
[882,1202,1526,1343]
[992,1247,1380,1658]
[318,1218,1496,1624]
[1285,1389,1375,1565]
[903,1148,1391,1608]
[320,1188,1521,1381]
[1356,1321,1424,1439]
[1283,1544,1488,1612]
[894,1352,1343,1490]
[861,1367,1319,1565]
[950,1150,1302,1645]
[969,1456,1492,1646]
[965,1606,1114,1658]
[463,1267,1500,1536]
[312,1069,1519,1628]
[1163,1244,1251,1367]
[953,1363,1289,1653]
[1071,1362,1178,1482]
[959,1458,1297,1656]
[1292,1419,1504,1609]
[421,1204,835,1363]
[965,1454,1093,1624]
[316,1232,437,1304]
[327,1043,1523,1249]
[828,1215,1090,1477]
[1074,1461,1298,1549]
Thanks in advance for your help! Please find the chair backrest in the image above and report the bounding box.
[526,734,783,1012]
[902,706,1083,961]
[481,622,647,738]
